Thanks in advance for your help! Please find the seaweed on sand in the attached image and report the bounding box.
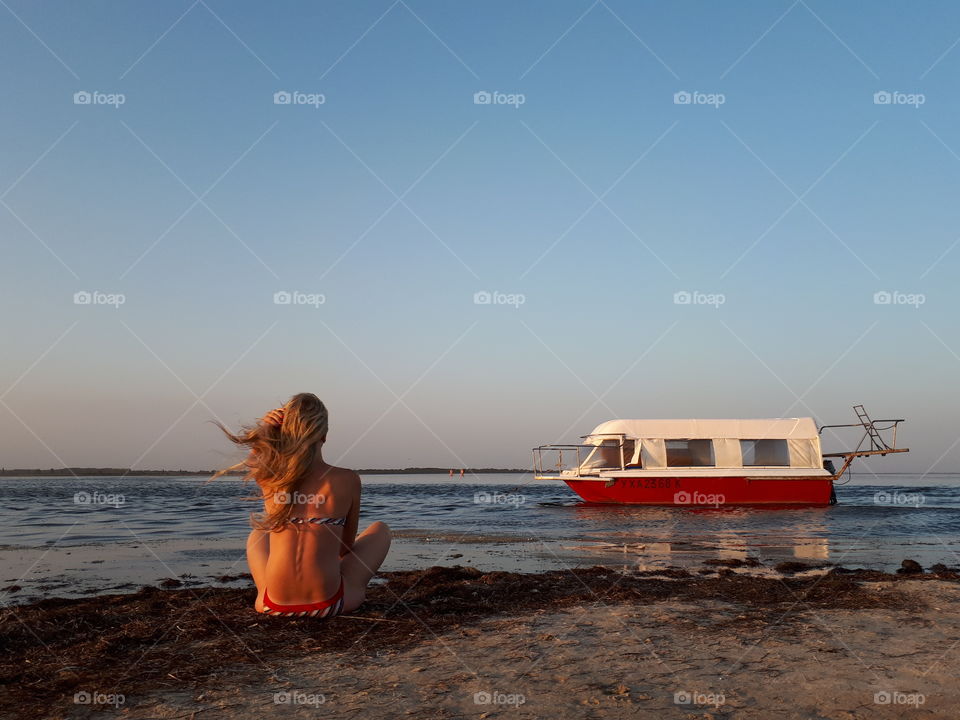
[0,564,939,719]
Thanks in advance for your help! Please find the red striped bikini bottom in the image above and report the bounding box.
[260,581,344,618]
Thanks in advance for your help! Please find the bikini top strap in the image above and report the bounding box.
[288,516,347,527]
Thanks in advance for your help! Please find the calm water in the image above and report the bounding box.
[1,473,959,601]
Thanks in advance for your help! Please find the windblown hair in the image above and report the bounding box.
[212,393,329,531]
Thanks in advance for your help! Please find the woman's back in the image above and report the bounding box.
[262,464,360,604]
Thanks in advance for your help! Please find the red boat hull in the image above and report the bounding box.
[564,475,834,506]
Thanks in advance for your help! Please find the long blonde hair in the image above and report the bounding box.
[213,393,329,531]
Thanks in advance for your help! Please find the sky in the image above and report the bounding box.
[0,0,958,473]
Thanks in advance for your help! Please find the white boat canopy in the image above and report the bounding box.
[582,418,822,470]
[586,418,818,441]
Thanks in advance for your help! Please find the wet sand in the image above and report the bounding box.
[3,562,960,719]
[0,533,592,604]
[0,528,914,606]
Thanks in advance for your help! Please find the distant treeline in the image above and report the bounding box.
[0,467,528,477]
[0,468,228,477]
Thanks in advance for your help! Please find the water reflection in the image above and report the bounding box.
[564,503,841,568]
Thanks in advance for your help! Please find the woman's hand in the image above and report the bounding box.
[262,408,285,427]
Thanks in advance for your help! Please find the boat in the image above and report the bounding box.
[532,405,907,506]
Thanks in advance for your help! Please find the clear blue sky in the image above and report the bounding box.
[0,1,957,472]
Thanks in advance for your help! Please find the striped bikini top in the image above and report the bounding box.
[287,516,346,527]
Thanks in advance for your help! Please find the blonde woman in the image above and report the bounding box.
[214,393,391,617]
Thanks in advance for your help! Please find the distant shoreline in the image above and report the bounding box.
[0,467,530,477]
[0,468,936,479]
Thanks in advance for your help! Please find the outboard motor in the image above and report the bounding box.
[823,459,838,504]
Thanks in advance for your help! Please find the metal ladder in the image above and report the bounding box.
[853,404,888,451]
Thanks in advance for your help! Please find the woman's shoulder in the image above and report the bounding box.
[318,464,361,488]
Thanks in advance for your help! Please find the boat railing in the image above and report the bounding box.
[818,405,908,481]
[533,434,628,477]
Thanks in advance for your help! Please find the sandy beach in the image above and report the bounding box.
[4,562,959,719]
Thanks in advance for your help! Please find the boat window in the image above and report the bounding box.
[740,439,790,466]
[579,440,623,472]
[665,439,715,467]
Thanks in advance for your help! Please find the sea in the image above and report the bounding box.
[1,473,958,604]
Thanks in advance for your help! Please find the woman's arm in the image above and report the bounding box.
[340,472,361,557]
